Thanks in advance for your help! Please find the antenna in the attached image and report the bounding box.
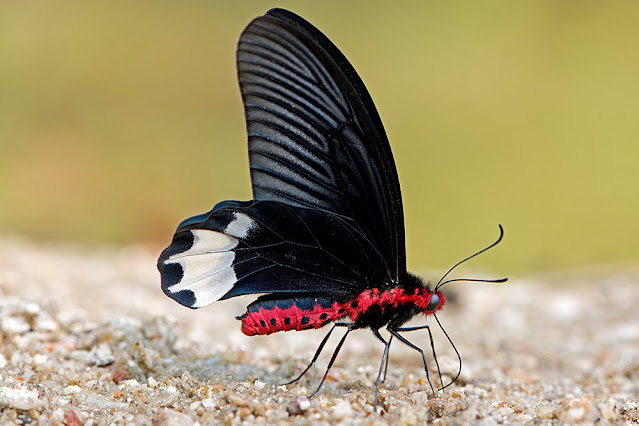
[435,225,506,292]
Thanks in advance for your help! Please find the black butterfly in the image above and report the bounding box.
[158,8,505,410]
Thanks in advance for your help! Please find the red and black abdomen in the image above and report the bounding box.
[238,296,349,336]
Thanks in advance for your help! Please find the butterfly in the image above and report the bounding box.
[158,8,506,410]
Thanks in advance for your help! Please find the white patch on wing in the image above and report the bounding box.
[224,212,256,239]
[164,229,239,308]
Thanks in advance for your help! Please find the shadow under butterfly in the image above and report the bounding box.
[158,8,507,411]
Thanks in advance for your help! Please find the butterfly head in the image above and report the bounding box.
[401,273,446,315]
[423,291,444,313]
[412,286,445,315]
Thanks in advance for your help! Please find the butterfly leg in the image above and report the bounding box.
[283,322,351,386]
[371,331,393,383]
[382,334,393,383]
[395,324,445,390]
[309,324,354,398]
[371,329,392,412]
[389,327,437,395]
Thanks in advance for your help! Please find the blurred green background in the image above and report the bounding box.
[1,1,638,276]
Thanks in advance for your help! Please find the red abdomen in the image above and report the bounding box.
[237,296,348,336]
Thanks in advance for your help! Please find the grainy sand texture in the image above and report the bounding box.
[0,236,637,424]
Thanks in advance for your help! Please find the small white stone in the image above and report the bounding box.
[254,380,266,391]
[148,377,159,387]
[33,354,47,365]
[124,379,139,387]
[166,386,177,393]
[286,396,311,415]
[201,398,216,408]
[24,302,40,314]
[36,318,59,332]
[0,387,39,410]
[298,397,311,411]
[64,385,82,395]
[0,354,7,368]
[34,313,58,332]
[332,400,353,420]
[1,316,30,334]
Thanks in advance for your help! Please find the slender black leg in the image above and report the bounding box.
[395,325,433,332]
[389,328,436,395]
[309,325,354,398]
[282,322,351,386]
[395,324,444,390]
[371,330,393,383]
[382,334,392,383]
[371,329,391,412]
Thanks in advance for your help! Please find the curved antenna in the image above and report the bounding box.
[433,314,462,390]
[435,225,505,292]
[437,277,508,289]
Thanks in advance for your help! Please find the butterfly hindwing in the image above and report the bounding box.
[158,200,386,309]
[238,9,406,280]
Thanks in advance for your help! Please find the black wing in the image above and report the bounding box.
[158,9,407,309]
[159,200,386,308]
[239,9,406,280]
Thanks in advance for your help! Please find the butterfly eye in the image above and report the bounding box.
[425,294,440,312]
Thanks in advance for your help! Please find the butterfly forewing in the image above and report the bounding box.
[239,9,406,280]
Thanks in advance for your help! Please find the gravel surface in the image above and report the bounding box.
[0,235,638,424]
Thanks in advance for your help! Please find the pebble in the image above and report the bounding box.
[64,385,82,395]
[286,396,311,416]
[154,408,194,426]
[201,398,216,408]
[599,403,618,421]
[227,393,249,407]
[1,316,30,334]
[64,409,82,426]
[33,354,47,365]
[398,406,418,425]
[410,391,430,406]
[0,387,39,410]
[91,342,115,366]
[34,312,59,332]
[83,395,128,410]
[536,405,556,419]
[332,400,353,420]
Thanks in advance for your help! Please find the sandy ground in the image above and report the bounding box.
[0,235,638,425]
